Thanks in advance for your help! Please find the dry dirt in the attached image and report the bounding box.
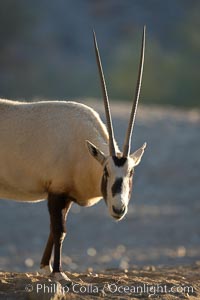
[0,101,200,299]
[0,265,200,299]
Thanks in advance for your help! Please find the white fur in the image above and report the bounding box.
[0,99,145,219]
[0,99,115,206]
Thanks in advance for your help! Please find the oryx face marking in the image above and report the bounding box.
[100,155,135,220]
[112,156,127,167]
[112,177,123,197]
[87,141,146,220]
[87,26,147,221]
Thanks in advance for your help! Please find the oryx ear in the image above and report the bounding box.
[130,143,147,166]
[86,140,106,165]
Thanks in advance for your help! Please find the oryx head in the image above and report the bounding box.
[87,27,146,221]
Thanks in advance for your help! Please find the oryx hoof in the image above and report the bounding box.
[50,272,72,285]
[39,264,53,275]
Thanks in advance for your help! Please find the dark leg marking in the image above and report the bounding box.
[47,193,72,273]
[112,178,123,197]
[40,231,54,268]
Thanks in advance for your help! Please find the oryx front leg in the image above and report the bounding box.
[47,193,72,282]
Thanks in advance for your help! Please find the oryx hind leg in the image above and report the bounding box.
[40,231,54,275]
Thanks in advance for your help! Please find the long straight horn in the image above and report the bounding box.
[123,26,146,157]
[93,30,116,156]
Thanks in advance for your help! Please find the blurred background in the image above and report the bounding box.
[0,0,200,273]
[0,0,199,107]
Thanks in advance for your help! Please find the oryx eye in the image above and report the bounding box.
[104,167,109,177]
[129,168,134,177]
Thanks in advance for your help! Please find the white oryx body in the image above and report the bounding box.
[0,28,147,282]
[0,99,115,206]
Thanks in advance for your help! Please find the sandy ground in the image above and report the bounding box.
[0,265,200,299]
[0,101,200,298]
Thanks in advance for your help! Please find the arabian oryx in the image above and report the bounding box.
[0,27,146,282]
